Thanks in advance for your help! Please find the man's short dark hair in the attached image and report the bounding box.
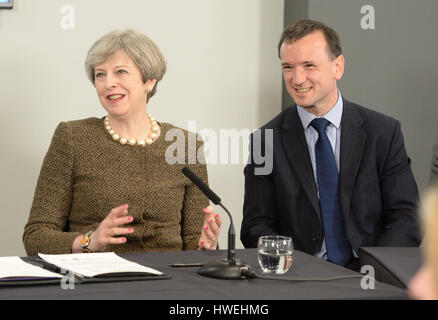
[278,19,342,59]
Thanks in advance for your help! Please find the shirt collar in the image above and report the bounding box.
[297,91,343,129]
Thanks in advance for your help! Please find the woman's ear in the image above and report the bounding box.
[145,78,157,92]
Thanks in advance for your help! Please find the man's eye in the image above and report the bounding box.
[305,64,315,68]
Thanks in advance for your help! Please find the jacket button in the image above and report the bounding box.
[312,235,320,242]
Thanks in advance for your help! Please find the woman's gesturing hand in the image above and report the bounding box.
[198,206,222,250]
[72,204,134,253]
[89,204,134,252]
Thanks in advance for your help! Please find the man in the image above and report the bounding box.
[241,19,421,269]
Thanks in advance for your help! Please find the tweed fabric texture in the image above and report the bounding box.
[23,117,209,256]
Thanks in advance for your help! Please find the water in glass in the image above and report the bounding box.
[257,236,293,274]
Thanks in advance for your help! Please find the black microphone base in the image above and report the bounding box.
[198,259,250,279]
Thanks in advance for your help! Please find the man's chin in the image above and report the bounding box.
[293,99,315,109]
[290,94,311,106]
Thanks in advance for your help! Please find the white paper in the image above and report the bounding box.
[38,252,163,278]
[0,256,62,280]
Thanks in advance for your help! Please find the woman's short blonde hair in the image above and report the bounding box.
[85,29,167,100]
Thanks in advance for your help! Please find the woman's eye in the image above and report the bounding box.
[117,69,127,74]
[95,72,105,78]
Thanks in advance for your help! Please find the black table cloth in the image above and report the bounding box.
[0,249,408,300]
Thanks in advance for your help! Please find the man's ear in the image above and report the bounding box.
[334,54,345,80]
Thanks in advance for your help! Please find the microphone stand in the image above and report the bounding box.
[181,166,252,279]
[197,203,251,279]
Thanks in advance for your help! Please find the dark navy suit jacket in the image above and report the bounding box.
[241,98,421,255]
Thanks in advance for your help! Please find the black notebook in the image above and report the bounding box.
[0,253,170,286]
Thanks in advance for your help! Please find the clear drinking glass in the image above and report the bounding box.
[257,236,293,274]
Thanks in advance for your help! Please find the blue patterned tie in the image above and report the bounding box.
[310,118,351,266]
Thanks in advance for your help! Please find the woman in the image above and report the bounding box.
[23,29,221,255]
[408,187,438,299]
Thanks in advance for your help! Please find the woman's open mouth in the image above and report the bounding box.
[106,94,125,103]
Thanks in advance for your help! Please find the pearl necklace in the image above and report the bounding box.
[103,114,160,146]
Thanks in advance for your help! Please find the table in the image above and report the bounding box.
[358,247,423,289]
[0,249,408,300]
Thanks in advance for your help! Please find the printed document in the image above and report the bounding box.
[38,252,163,278]
[0,256,62,280]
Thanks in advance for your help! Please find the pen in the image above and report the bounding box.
[168,263,205,267]
[26,257,62,273]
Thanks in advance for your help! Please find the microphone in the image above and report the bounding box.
[182,167,221,205]
[182,167,252,279]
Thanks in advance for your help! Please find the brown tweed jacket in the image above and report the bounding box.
[23,117,209,256]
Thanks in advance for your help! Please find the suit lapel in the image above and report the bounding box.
[339,99,366,221]
[281,106,321,221]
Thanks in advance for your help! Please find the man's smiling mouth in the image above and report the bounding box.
[295,87,311,93]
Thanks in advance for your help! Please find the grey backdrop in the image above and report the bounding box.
[283,0,437,192]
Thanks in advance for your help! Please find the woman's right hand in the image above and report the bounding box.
[72,204,134,253]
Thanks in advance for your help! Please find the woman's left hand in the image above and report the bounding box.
[198,206,222,250]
